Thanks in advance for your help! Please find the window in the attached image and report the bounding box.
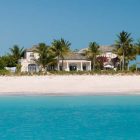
[30,53,34,58]
[28,64,37,73]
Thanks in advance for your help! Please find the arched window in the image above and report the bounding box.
[28,64,37,73]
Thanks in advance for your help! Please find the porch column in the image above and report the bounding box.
[89,61,91,71]
[80,62,83,71]
[66,62,69,71]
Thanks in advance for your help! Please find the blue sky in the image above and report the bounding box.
[0,0,140,55]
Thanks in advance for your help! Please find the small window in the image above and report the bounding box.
[30,53,34,58]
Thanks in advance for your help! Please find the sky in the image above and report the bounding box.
[0,0,140,55]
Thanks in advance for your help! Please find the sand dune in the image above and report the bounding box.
[0,75,140,95]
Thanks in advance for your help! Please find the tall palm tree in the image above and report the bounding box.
[9,45,24,66]
[125,44,137,70]
[0,57,6,70]
[135,39,140,70]
[35,43,55,72]
[60,38,71,70]
[85,42,100,70]
[51,38,71,71]
[51,40,62,71]
[136,39,140,55]
[116,31,133,70]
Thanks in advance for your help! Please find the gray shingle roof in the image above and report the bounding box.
[61,52,87,60]
[26,45,115,60]
[78,45,115,54]
[99,46,114,52]
[26,46,87,60]
[26,45,38,52]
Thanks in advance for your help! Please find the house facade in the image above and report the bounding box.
[78,45,118,69]
[58,53,91,71]
[20,45,118,72]
[20,46,40,72]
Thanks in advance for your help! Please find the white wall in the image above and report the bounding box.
[26,52,39,61]
[20,51,39,72]
[59,60,91,71]
[99,52,117,59]
[21,51,92,72]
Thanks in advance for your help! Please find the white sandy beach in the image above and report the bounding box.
[0,75,140,95]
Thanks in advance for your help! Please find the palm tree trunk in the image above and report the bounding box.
[122,51,125,71]
[42,65,46,73]
[127,62,129,71]
[136,56,137,71]
[120,59,122,70]
[45,65,48,74]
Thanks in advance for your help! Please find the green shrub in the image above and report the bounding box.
[129,64,136,72]
[49,70,118,75]
[0,58,6,69]
[0,69,11,75]
[15,64,22,74]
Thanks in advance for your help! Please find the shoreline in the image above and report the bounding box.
[0,75,140,96]
[1,92,140,96]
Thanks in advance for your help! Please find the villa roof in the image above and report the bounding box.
[78,45,115,54]
[26,45,38,52]
[61,52,87,60]
[26,45,116,60]
[100,45,114,52]
[26,46,87,60]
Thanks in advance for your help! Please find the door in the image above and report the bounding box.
[69,64,77,71]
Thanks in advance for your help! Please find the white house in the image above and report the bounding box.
[78,45,118,69]
[58,52,91,71]
[20,46,40,72]
[20,45,118,72]
[20,46,91,72]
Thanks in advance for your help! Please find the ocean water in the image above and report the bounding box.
[0,96,140,140]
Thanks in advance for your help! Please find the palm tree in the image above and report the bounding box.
[125,44,137,70]
[136,39,140,55]
[9,45,24,66]
[116,31,133,70]
[51,40,62,71]
[51,38,71,71]
[60,38,71,70]
[135,39,140,71]
[0,57,6,70]
[85,42,100,70]
[35,43,55,72]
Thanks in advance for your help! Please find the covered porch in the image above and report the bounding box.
[59,60,91,71]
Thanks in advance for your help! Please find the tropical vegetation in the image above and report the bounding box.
[0,31,140,75]
[9,45,24,66]
[115,31,136,70]
[84,42,100,70]
[51,38,71,71]
[34,43,55,72]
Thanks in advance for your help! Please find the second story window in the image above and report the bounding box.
[30,53,34,58]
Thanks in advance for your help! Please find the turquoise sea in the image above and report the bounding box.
[0,95,140,140]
